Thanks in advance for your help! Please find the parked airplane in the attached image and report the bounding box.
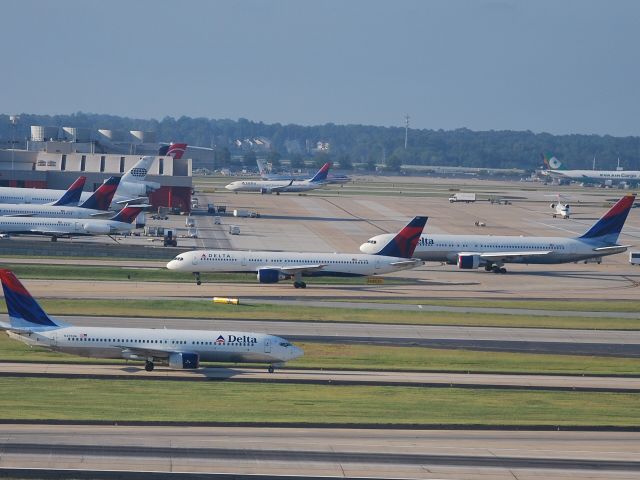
[0,205,145,241]
[541,154,640,186]
[167,216,427,288]
[0,270,302,372]
[225,163,332,194]
[0,177,120,219]
[0,176,86,206]
[360,196,635,273]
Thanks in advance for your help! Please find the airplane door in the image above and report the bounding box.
[241,256,247,267]
[50,332,57,347]
[264,338,271,353]
[375,258,381,270]
[191,255,198,266]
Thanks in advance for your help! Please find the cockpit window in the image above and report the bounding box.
[368,240,377,244]
[174,256,183,261]
[279,342,291,347]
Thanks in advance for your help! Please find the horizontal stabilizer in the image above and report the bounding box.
[593,245,631,252]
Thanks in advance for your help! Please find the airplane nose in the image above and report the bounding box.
[291,345,304,360]
[166,260,177,270]
[225,184,234,191]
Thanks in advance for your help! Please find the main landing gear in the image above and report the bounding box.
[485,265,507,274]
[145,360,155,372]
[293,281,307,289]
[194,272,201,285]
[268,365,275,373]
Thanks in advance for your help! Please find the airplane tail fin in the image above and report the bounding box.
[50,176,87,206]
[0,270,65,331]
[376,216,428,258]
[257,158,268,176]
[309,162,331,183]
[579,194,636,243]
[121,156,155,184]
[542,153,564,170]
[78,176,120,210]
[158,143,187,159]
[110,205,145,224]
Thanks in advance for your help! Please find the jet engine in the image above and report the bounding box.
[83,223,112,234]
[257,268,286,283]
[260,187,273,194]
[457,253,481,269]
[550,203,556,209]
[168,352,199,369]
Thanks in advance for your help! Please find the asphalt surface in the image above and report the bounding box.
[1,362,638,392]
[1,425,638,479]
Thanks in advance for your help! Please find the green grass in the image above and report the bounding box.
[3,335,640,376]
[0,377,636,425]
[6,298,636,330]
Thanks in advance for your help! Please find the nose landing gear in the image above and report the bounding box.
[194,272,201,285]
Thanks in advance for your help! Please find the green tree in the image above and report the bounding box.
[289,153,305,171]
[337,154,353,171]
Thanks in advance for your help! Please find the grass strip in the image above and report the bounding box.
[3,335,640,376]
[0,377,637,426]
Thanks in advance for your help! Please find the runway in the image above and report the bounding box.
[24,314,640,357]
[0,425,638,479]
[1,362,638,392]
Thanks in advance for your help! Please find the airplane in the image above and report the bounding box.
[0,205,146,241]
[0,177,120,219]
[225,162,332,194]
[158,143,188,159]
[0,176,86,206]
[547,194,571,219]
[0,270,302,373]
[257,159,351,185]
[541,154,640,187]
[167,216,427,288]
[360,195,636,273]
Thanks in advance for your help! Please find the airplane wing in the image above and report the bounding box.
[114,197,148,205]
[479,251,553,261]
[270,180,295,192]
[389,259,423,267]
[113,345,172,359]
[89,211,115,217]
[275,264,327,274]
[2,213,35,217]
[29,229,71,236]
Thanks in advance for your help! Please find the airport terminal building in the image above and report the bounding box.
[0,126,192,211]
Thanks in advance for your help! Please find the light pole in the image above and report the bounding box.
[9,115,19,182]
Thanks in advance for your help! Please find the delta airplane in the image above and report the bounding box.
[0,205,145,241]
[360,195,635,273]
[0,177,120,219]
[257,159,351,185]
[541,155,640,186]
[0,270,302,372]
[0,176,86,206]
[225,163,332,194]
[167,217,427,288]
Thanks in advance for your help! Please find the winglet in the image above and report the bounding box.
[51,176,87,206]
[376,216,428,258]
[0,270,64,330]
[78,176,121,210]
[579,194,636,243]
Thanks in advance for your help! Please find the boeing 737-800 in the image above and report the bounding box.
[360,196,635,273]
[0,270,302,372]
[225,163,331,194]
[167,217,427,288]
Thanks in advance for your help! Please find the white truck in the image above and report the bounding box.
[449,192,476,203]
[630,251,640,266]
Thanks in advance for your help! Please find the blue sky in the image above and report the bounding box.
[2,0,639,135]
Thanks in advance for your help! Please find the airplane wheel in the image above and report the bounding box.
[293,282,300,289]
[300,282,307,288]
[492,267,501,274]
[499,268,507,274]
[196,280,202,286]
[268,365,275,373]
[145,361,154,372]
[484,265,492,272]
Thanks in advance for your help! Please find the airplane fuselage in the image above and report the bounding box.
[0,204,108,219]
[546,169,640,184]
[225,180,324,193]
[0,217,134,237]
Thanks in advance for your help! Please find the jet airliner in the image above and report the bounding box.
[167,217,428,288]
[360,196,635,273]
[0,270,302,372]
[225,163,332,194]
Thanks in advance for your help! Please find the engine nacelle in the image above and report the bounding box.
[257,268,285,283]
[457,253,481,270]
[168,352,199,369]
[550,203,556,209]
[83,222,112,234]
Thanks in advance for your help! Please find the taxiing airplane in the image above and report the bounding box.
[225,163,332,194]
[257,159,351,185]
[0,205,145,241]
[167,216,427,288]
[541,154,640,186]
[0,177,120,219]
[360,195,635,273]
[0,270,302,372]
[547,194,571,219]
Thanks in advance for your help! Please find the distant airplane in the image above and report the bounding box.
[256,158,351,185]
[0,176,86,206]
[360,195,635,273]
[547,194,571,219]
[0,270,302,373]
[158,143,188,159]
[167,216,428,288]
[0,177,120,219]
[225,163,332,194]
[0,204,146,241]
[541,154,640,187]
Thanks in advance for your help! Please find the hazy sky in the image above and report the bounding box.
[2,0,639,136]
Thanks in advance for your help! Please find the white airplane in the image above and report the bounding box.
[0,270,302,373]
[167,216,428,288]
[0,205,145,241]
[541,154,640,186]
[225,163,331,194]
[360,195,635,273]
[0,176,86,206]
[0,177,120,219]
[547,194,571,219]
[0,156,159,209]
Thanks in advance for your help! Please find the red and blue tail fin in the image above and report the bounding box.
[309,163,331,183]
[79,176,120,210]
[158,143,187,159]
[110,205,145,224]
[0,270,64,330]
[51,176,87,206]
[376,216,428,258]
[579,194,636,243]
